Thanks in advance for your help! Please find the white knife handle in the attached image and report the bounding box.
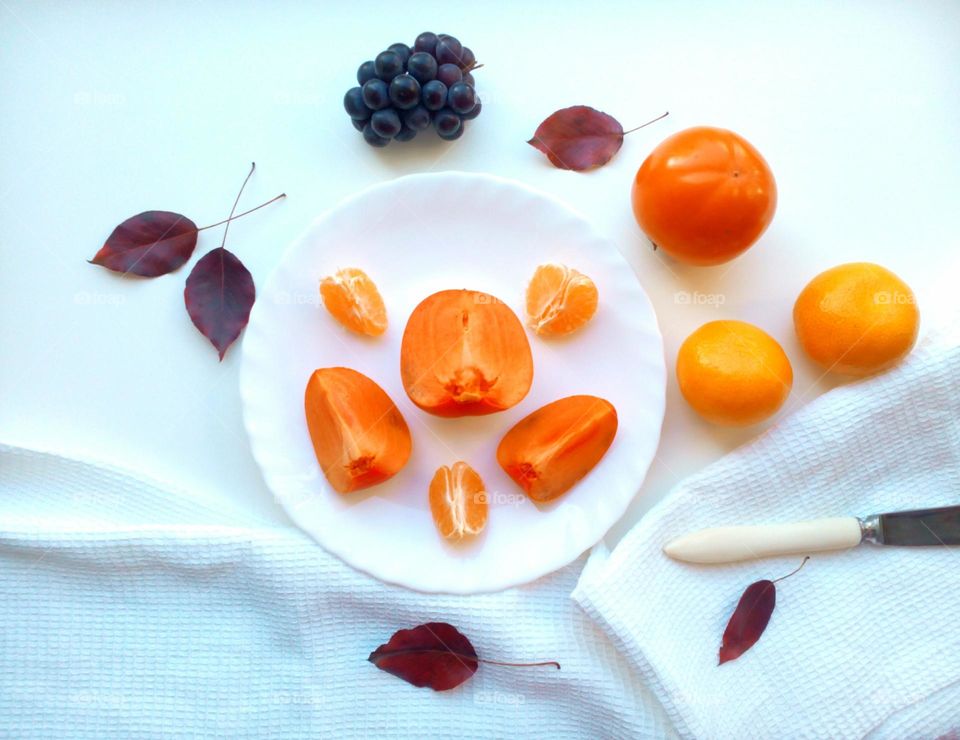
[662,517,863,564]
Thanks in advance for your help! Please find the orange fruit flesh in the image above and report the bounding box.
[400,289,534,417]
[676,320,793,426]
[304,367,411,493]
[428,461,488,540]
[526,263,599,336]
[497,395,618,502]
[320,267,387,337]
[793,262,919,376]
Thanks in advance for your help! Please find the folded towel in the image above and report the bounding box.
[574,332,960,739]
[0,444,673,738]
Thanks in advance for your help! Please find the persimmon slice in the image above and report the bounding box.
[320,268,387,337]
[428,461,488,540]
[496,395,618,502]
[304,367,412,493]
[400,289,533,417]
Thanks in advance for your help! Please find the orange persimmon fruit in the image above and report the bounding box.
[304,367,411,493]
[428,461,488,540]
[400,289,534,417]
[497,395,618,502]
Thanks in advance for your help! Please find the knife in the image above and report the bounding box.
[662,505,960,564]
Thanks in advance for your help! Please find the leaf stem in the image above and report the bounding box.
[478,658,561,670]
[622,111,670,136]
[219,162,256,249]
[772,556,810,584]
[197,193,286,232]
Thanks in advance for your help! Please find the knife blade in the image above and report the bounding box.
[662,505,960,564]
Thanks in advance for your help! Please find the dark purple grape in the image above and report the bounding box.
[459,47,476,70]
[421,80,447,111]
[361,79,390,110]
[413,31,439,55]
[387,43,411,66]
[460,99,482,120]
[436,63,462,87]
[394,126,417,142]
[447,81,475,115]
[389,74,421,110]
[435,36,463,65]
[375,50,404,81]
[357,60,377,85]
[351,118,366,132]
[362,122,390,147]
[343,86,371,120]
[371,108,401,138]
[403,104,431,130]
[406,52,438,84]
[438,124,464,141]
[463,72,475,87]
[433,108,461,137]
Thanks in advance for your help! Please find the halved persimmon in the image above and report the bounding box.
[497,395,617,502]
[428,461,488,540]
[400,289,533,417]
[304,367,411,493]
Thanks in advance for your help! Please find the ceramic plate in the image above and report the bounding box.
[240,172,665,593]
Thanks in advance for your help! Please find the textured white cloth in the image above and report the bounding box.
[574,332,960,739]
[0,444,674,739]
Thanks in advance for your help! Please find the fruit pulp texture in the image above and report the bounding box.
[497,395,618,502]
[400,289,533,417]
[429,461,488,540]
[526,263,598,336]
[304,367,412,493]
[319,268,387,337]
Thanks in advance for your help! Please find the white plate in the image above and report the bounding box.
[240,172,665,593]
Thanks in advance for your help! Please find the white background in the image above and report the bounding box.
[2,1,958,546]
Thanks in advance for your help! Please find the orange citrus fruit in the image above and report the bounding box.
[319,267,387,336]
[676,320,793,426]
[793,262,919,376]
[428,461,488,540]
[525,263,599,336]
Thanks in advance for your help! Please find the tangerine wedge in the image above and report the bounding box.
[497,395,618,502]
[429,461,488,540]
[304,367,411,493]
[526,263,599,336]
[400,289,533,417]
[320,267,387,337]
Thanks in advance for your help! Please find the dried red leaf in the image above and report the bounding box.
[369,622,561,691]
[183,247,255,360]
[369,622,479,691]
[91,211,198,277]
[528,106,624,171]
[719,557,809,665]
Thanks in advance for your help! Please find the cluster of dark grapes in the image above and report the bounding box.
[343,32,481,147]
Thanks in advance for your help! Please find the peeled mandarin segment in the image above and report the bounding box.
[400,289,534,417]
[428,461,488,540]
[304,367,411,493]
[793,262,919,377]
[496,395,618,502]
[525,263,599,336]
[675,320,793,427]
[319,267,388,337]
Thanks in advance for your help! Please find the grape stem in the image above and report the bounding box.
[623,111,670,135]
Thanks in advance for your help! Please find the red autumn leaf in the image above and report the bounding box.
[719,557,809,665]
[528,106,624,171]
[369,622,561,691]
[91,211,198,277]
[369,622,479,691]
[184,247,255,360]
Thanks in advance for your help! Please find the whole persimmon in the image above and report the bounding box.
[631,127,777,265]
[400,289,533,417]
[304,367,411,493]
